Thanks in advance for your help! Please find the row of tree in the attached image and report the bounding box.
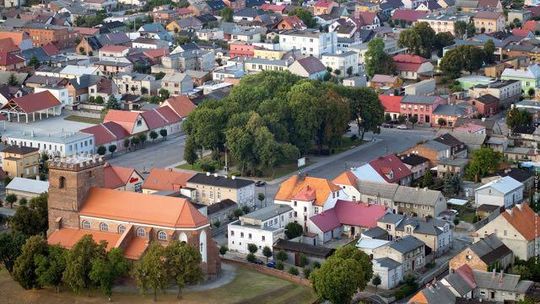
[96,129,168,156]
[183,71,384,176]
[439,40,495,79]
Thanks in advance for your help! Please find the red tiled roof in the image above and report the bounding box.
[123,237,149,260]
[143,48,169,59]
[100,45,129,53]
[42,43,60,56]
[501,204,540,241]
[523,20,538,31]
[261,3,286,13]
[73,27,100,36]
[391,9,428,22]
[142,168,195,191]
[162,96,196,118]
[0,39,19,53]
[48,228,121,251]
[369,154,412,183]
[80,124,117,146]
[103,110,143,134]
[103,163,139,189]
[332,171,358,187]
[455,264,477,289]
[310,200,386,232]
[314,0,334,7]
[379,95,402,113]
[512,29,531,37]
[102,121,130,139]
[292,185,317,201]
[155,106,181,123]
[1,91,60,113]
[279,16,306,29]
[355,12,377,26]
[141,109,168,129]
[296,56,326,74]
[393,54,428,72]
[0,51,24,66]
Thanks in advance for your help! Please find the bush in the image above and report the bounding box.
[276,250,288,262]
[276,261,284,270]
[299,254,309,267]
[288,266,299,276]
[213,220,221,228]
[219,245,228,255]
[247,253,256,263]
[453,218,460,225]
[312,261,321,269]
[199,159,217,173]
[303,267,311,279]
[242,205,251,214]
[233,208,244,218]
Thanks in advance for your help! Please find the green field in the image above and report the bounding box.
[64,115,103,125]
[0,264,316,304]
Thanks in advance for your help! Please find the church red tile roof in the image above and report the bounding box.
[48,228,121,251]
[142,168,195,191]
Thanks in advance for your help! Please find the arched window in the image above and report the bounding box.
[99,222,108,232]
[157,231,167,240]
[118,225,126,234]
[199,230,207,263]
[136,227,146,237]
[81,220,91,229]
[59,176,66,189]
[178,232,188,243]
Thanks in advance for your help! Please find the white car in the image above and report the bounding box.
[396,124,408,130]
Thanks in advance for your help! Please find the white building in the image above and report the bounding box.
[34,86,72,108]
[4,131,95,157]
[113,73,159,95]
[279,30,337,58]
[475,176,524,208]
[321,51,359,75]
[371,257,403,290]
[228,204,294,255]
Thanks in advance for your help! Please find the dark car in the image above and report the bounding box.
[266,261,276,268]
[255,181,266,187]
[251,258,264,265]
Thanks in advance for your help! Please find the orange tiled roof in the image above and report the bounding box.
[501,204,540,241]
[142,168,195,191]
[124,237,149,260]
[48,228,121,251]
[275,175,340,206]
[408,291,428,304]
[80,188,208,228]
[103,164,140,189]
[103,110,143,134]
[292,185,317,201]
[162,96,196,118]
[0,31,28,46]
[332,171,358,187]
[2,91,61,113]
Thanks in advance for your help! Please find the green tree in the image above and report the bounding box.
[262,246,272,263]
[29,56,40,69]
[123,138,130,150]
[288,266,299,275]
[434,32,455,57]
[422,170,433,187]
[95,96,104,104]
[365,38,396,77]
[484,39,496,64]
[90,248,129,300]
[528,88,536,97]
[108,144,117,157]
[158,88,170,100]
[35,245,66,292]
[257,193,265,206]
[506,107,532,131]
[276,250,288,262]
[219,245,228,256]
[285,222,303,239]
[165,241,203,299]
[5,193,17,208]
[97,145,107,155]
[8,73,18,86]
[409,115,418,128]
[455,21,467,38]
[130,136,140,148]
[311,246,373,304]
[138,133,147,147]
[106,95,120,110]
[133,242,169,302]
[465,147,502,182]
[288,7,316,28]
[437,117,447,127]
[149,130,158,141]
[184,136,199,165]
[0,231,27,274]
[398,22,436,58]
[63,235,106,293]
[346,66,353,76]
[13,235,48,289]
[247,243,258,254]
[159,128,168,140]
[335,86,384,140]
[220,7,233,22]
[372,274,382,291]
[466,22,476,37]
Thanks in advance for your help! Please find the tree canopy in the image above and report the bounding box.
[365,38,396,77]
[439,45,485,79]
[183,72,381,176]
[506,107,532,131]
[10,193,48,236]
[398,22,437,58]
[288,8,317,28]
[465,147,502,182]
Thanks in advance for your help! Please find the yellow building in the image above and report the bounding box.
[473,11,505,34]
[1,146,40,178]
[253,48,286,60]
[166,20,182,32]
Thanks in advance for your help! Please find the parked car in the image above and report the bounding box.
[251,258,264,265]
[396,124,408,130]
[382,123,394,128]
[267,261,276,268]
[255,181,266,187]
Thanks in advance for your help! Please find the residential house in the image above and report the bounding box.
[432,104,474,127]
[379,95,402,120]
[244,58,290,74]
[6,177,49,203]
[160,95,197,119]
[160,72,194,96]
[1,146,39,178]
[369,74,402,90]
[373,235,425,274]
[469,80,521,106]
[228,204,294,255]
[501,64,540,92]
[0,52,25,71]
[449,233,513,272]
[437,158,469,178]
[279,30,337,58]
[371,257,404,290]
[313,0,337,15]
[275,16,306,31]
[22,24,76,49]
[392,9,429,25]
[307,200,387,243]
[469,94,499,116]
[273,239,335,266]
[473,11,505,33]
[103,164,144,192]
[186,173,256,207]
[474,204,540,261]
[141,168,195,194]
[288,56,327,80]
[0,32,33,51]
[404,140,451,165]
[360,154,413,186]
[45,157,221,276]
[433,133,468,159]
[80,122,130,155]
[321,51,359,75]
[392,54,434,80]
[375,213,453,256]
[400,95,447,126]
[416,13,470,35]
[475,176,524,208]
[498,168,534,196]
[400,154,430,180]
[274,175,346,229]
[229,43,255,58]
[392,185,447,218]
[138,23,173,41]
[113,73,159,96]
[103,110,149,135]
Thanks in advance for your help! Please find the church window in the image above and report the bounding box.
[82,220,90,229]
[158,231,167,240]
[59,176,66,189]
[136,227,146,237]
[118,225,126,234]
[99,222,108,231]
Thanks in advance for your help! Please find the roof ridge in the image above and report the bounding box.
[100,123,118,140]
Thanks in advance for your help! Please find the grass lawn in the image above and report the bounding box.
[454,205,477,223]
[0,265,316,304]
[64,115,103,125]
[334,136,365,154]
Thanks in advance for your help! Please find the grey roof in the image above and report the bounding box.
[207,199,237,214]
[422,140,450,152]
[393,186,443,206]
[437,158,469,166]
[374,257,401,269]
[0,72,28,85]
[188,173,254,188]
[69,75,101,90]
[245,57,289,67]
[294,56,326,74]
[356,180,399,199]
[242,204,292,222]
[21,47,50,63]
[389,235,424,253]
[6,177,49,194]
[422,283,456,303]
[443,131,487,147]
[473,270,533,292]
[433,104,468,117]
[469,233,512,265]
[378,213,405,224]
[362,226,389,239]
[274,239,335,258]
[396,217,446,236]
[444,272,475,296]
[402,95,440,104]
